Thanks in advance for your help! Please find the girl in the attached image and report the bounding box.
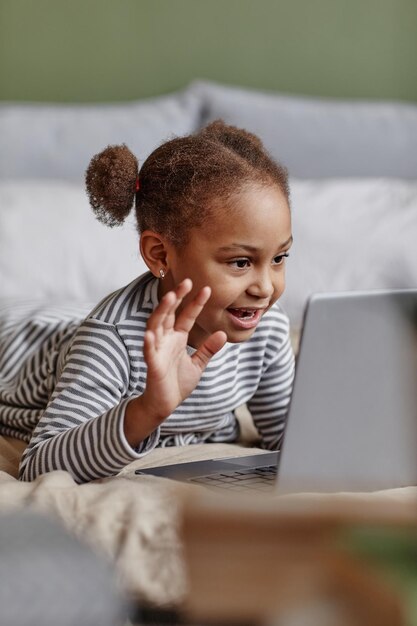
[0,121,294,484]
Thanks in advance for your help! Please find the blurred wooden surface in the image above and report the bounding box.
[181,491,416,626]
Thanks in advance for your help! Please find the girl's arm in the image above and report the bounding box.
[247,315,295,450]
[124,280,227,447]
[19,280,226,483]
[18,318,148,483]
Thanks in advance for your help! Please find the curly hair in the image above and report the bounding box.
[85,120,289,246]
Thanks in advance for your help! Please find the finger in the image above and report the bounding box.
[162,279,193,331]
[191,330,228,372]
[174,286,211,334]
[147,279,192,334]
[147,290,176,334]
[143,329,156,367]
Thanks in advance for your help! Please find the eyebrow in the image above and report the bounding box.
[218,236,293,253]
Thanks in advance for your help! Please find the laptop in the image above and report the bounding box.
[136,290,417,493]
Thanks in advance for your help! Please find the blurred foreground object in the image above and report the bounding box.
[0,511,130,626]
[182,492,416,626]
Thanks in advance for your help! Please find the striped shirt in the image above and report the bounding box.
[0,273,294,483]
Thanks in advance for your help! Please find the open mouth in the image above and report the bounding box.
[227,308,257,319]
[226,307,263,329]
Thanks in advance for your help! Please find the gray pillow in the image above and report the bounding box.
[189,80,417,179]
[0,90,201,181]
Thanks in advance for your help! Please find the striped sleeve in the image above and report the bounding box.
[19,318,159,483]
[247,315,295,451]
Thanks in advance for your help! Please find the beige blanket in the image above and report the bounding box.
[0,433,415,609]
[0,432,267,605]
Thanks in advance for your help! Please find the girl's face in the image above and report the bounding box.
[161,184,292,348]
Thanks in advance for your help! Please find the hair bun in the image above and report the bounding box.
[85,144,138,227]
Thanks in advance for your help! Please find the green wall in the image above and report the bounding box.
[0,0,416,103]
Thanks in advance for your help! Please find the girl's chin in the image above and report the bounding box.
[224,327,257,343]
[191,329,255,347]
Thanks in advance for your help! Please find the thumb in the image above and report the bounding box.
[192,331,227,371]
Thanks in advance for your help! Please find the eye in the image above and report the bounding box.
[273,252,290,266]
[229,258,251,269]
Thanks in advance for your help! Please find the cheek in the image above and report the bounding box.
[274,271,286,298]
[203,283,237,312]
[208,289,232,308]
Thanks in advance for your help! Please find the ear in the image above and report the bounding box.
[140,230,170,277]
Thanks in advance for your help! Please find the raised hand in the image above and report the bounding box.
[124,279,227,446]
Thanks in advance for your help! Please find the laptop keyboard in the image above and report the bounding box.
[188,465,276,492]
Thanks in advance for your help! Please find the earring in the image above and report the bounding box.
[159,268,166,279]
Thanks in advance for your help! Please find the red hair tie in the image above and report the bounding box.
[135,177,140,192]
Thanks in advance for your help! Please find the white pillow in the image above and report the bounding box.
[0,180,147,303]
[281,178,417,327]
[1,178,416,329]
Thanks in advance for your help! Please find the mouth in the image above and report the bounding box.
[226,307,264,330]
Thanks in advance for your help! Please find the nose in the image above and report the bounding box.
[247,267,278,300]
